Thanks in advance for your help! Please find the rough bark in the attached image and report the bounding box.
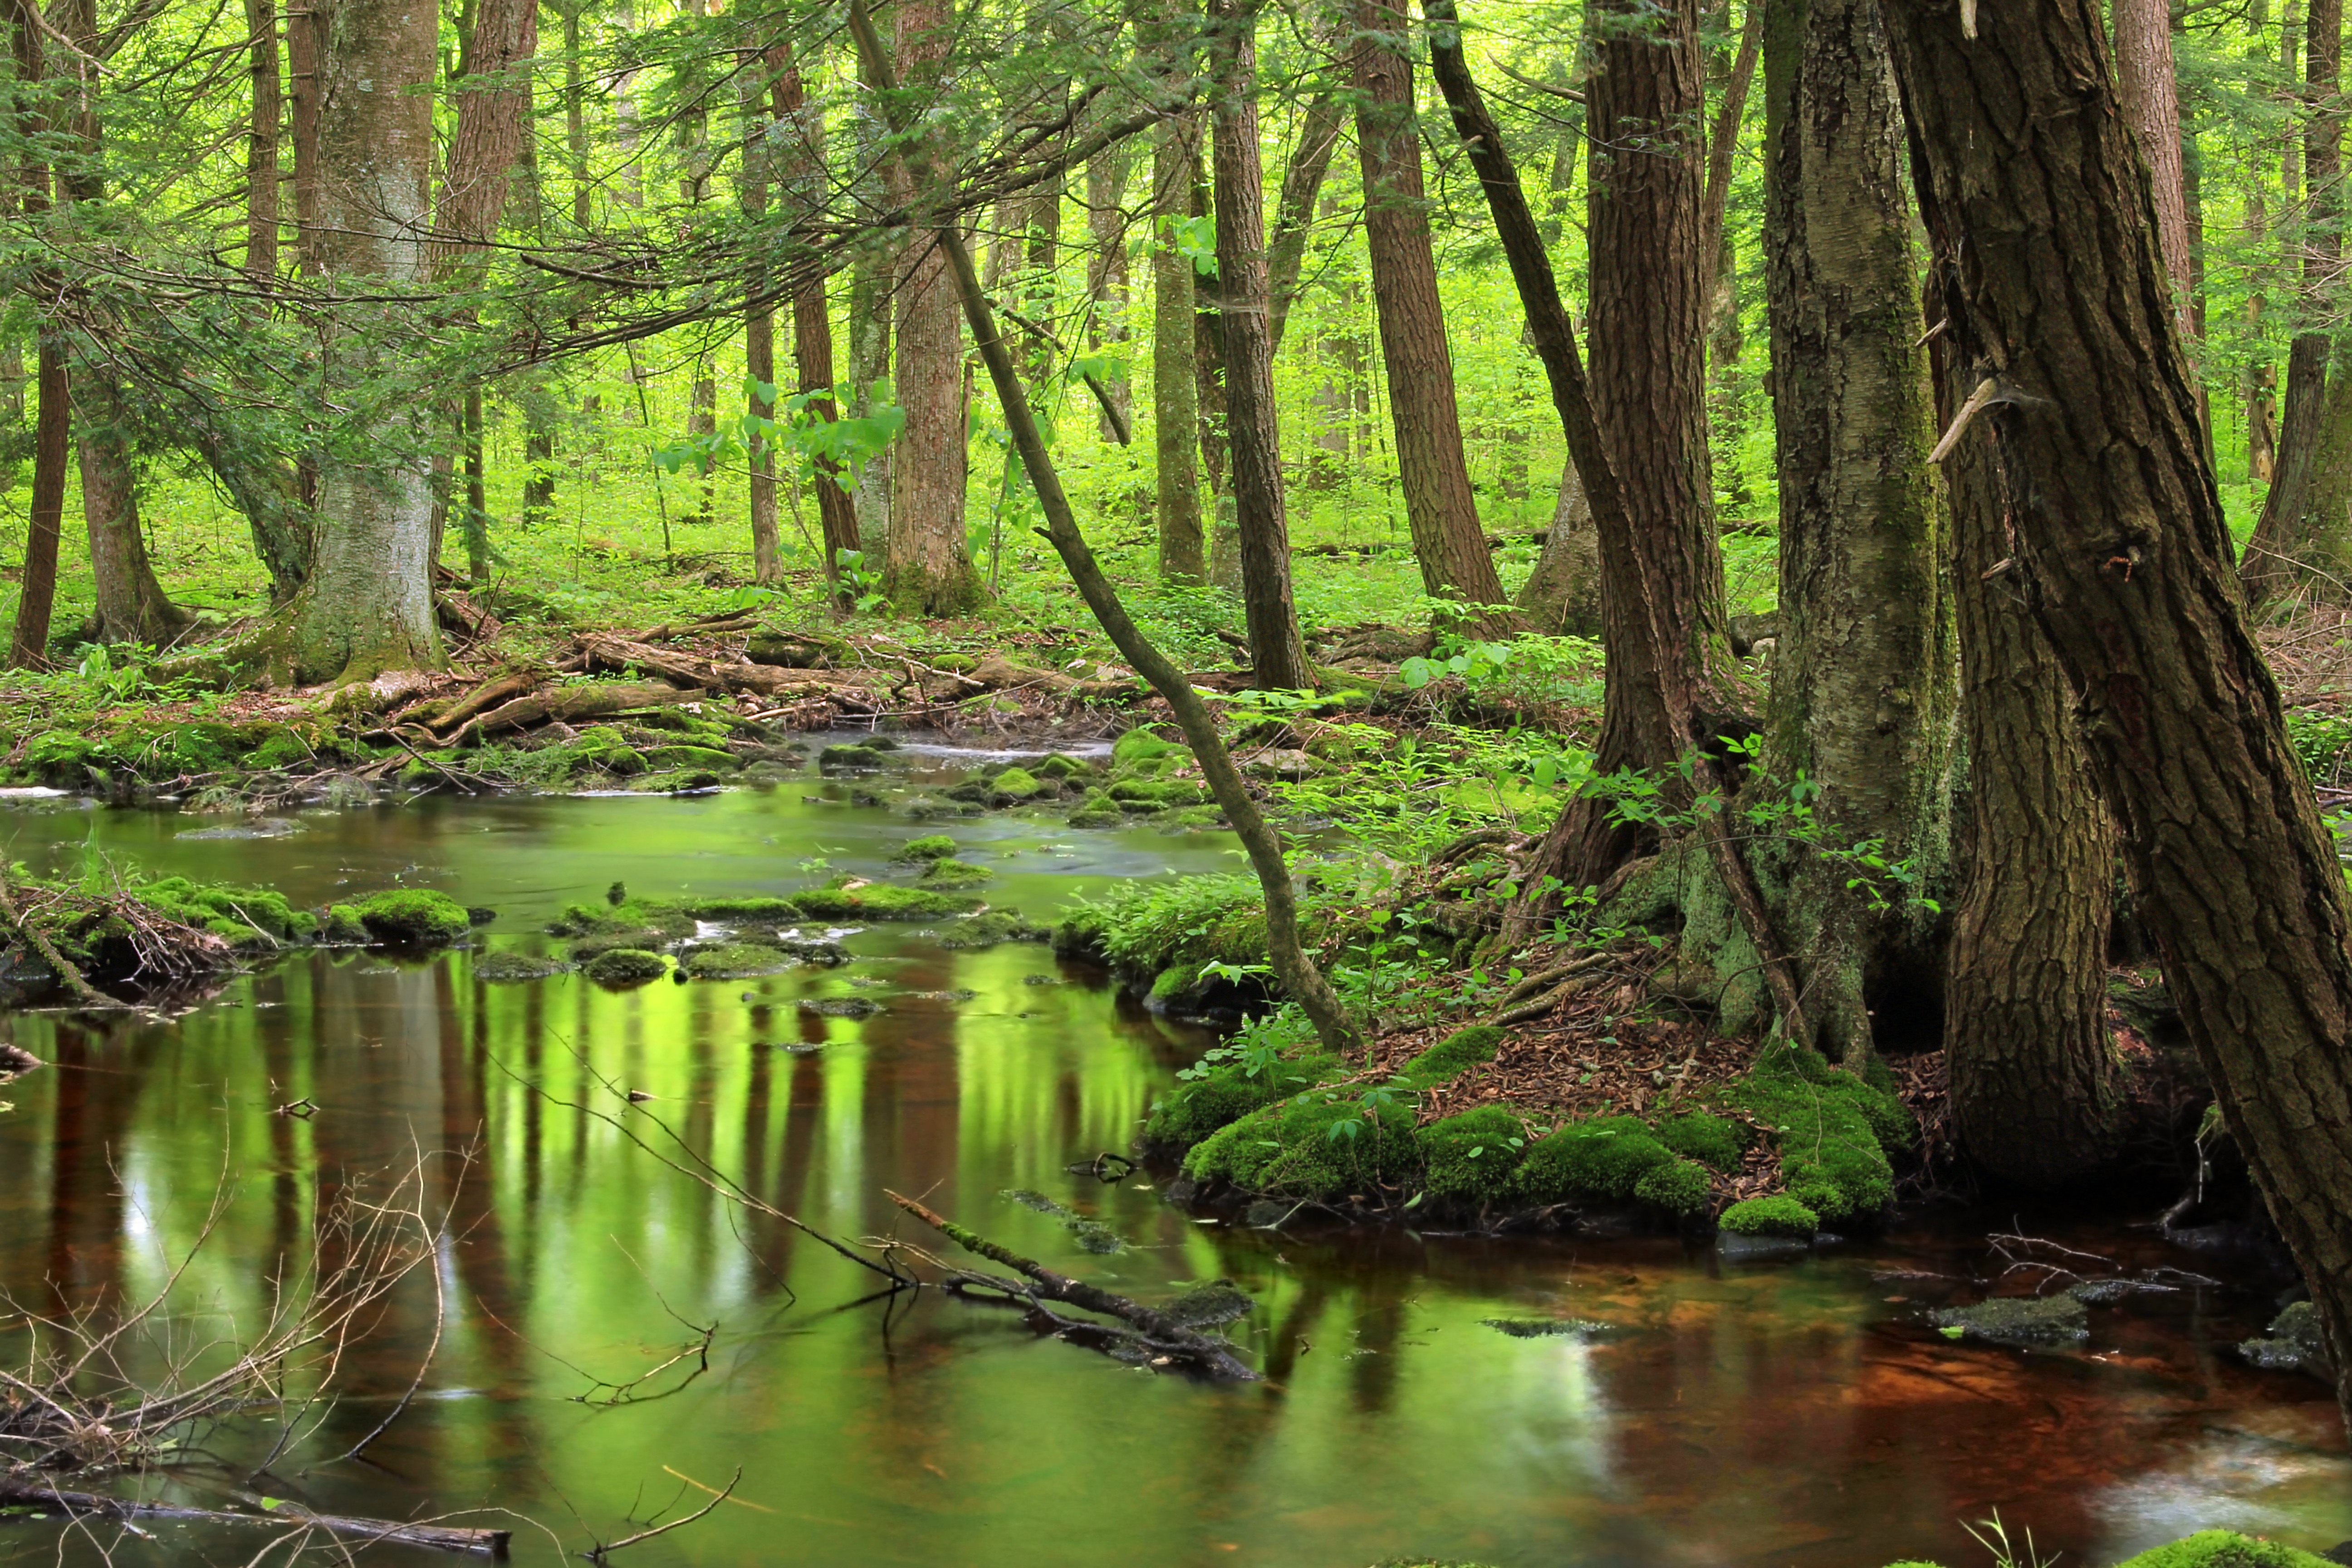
[1208,0,1313,690]
[1516,453,1601,635]
[773,50,858,591]
[2114,0,2194,343]
[1886,0,2352,1429]
[5,0,65,669]
[77,374,190,645]
[286,0,324,269]
[278,0,445,686]
[1351,0,1520,633]
[883,0,982,615]
[244,0,281,279]
[1266,87,1345,354]
[1751,0,1956,1059]
[2243,0,2340,602]
[1152,113,1205,583]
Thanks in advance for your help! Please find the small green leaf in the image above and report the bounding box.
[1938,1325,1966,1341]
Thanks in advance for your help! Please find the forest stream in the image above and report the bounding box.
[0,749,2346,1568]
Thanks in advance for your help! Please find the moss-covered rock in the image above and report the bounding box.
[1108,778,1210,809]
[1391,1025,1504,1091]
[1928,1294,2088,1348]
[548,900,697,942]
[1653,1110,1749,1171]
[1632,1157,1713,1215]
[896,834,958,862]
[990,765,1044,800]
[1514,1117,1676,1204]
[818,744,888,770]
[558,727,647,778]
[1717,1041,1911,1220]
[137,877,316,949]
[583,947,670,986]
[320,905,369,944]
[1067,794,1125,828]
[626,768,724,793]
[1417,1107,1530,1202]
[1033,753,1094,780]
[1143,1050,1340,1150]
[642,744,739,773]
[353,889,475,946]
[682,895,806,922]
[1112,728,1183,772]
[1719,1195,1819,1237]
[936,910,1049,950]
[473,951,573,983]
[681,942,802,979]
[1185,1089,1419,1198]
[917,857,995,890]
[2112,1532,2345,1568]
[2239,1301,2336,1382]
[790,880,982,921]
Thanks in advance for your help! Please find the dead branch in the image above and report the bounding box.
[584,1468,739,1562]
[0,1482,511,1556]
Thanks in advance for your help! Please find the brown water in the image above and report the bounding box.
[0,763,2346,1568]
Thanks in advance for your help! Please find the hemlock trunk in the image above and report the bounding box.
[1886,0,2352,1430]
[1152,113,1205,584]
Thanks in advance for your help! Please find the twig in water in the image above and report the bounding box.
[583,1468,740,1562]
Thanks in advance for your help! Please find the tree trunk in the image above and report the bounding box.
[1208,0,1312,690]
[2242,0,2339,602]
[1267,87,1345,354]
[1754,0,1957,1059]
[1084,135,1135,442]
[1152,114,1205,583]
[1516,453,1602,634]
[2246,181,2278,483]
[770,47,858,593]
[1886,0,2352,1432]
[245,0,281,279]
[286,0,324,268]
[1351,0,1520,634]
[882,0,981,615]
[2113,0,2194,343]
[5,0,66,670]
[78,379,189,646]
[279,0,444,686]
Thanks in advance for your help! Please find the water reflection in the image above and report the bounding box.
[0,788,2344,1567]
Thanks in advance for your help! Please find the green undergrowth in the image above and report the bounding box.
[1884,1530,2348,1568]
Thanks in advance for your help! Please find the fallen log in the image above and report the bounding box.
[465,681,703,737]
[576,635,852,699]
[0,1480,511,1557]
[965,654,1142,701]
[886,1191,1259,1379]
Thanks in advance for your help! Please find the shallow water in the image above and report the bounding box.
[0,764,2346,1568]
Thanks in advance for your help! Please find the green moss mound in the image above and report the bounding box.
[1719,1195,1819,1236]
[1515,1117,1675,1204]
[1066,795,1126,829]
[681,942,800,979]
[1391,1025,1504,1091]
[137,877,315,948]
[1717,1041,1912,1220]
[936,911,1049,949]
[1417,1107,1530,1202]
[1928,1294,2088,1348]
[353,890,474,946]
[583,947,669,986]
[473,951,572,983]
[1633,1157,1712,1215]
[1184,1090,1418,1197]
[1143,1023,1340,1151]
[917,858,995,890]
[320,905,369,944]
[792,881,982,921]
[990,765,1044,799]
[1033,754,1093,780]
[2113,1532,2345,1568]
[556,728,647,778]
[1653,1110,1748,1171]
[896,834,958,862]
[1112,728,1183,771]
[682,895,806,921]
[548,899,696,942]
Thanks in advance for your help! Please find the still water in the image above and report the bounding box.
[0,760,2346,1567]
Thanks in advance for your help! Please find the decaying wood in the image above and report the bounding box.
[0,1481,510,1556]
[464,680,704,737]
[885,1191,1260,1379]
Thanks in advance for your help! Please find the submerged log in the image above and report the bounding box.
[0,1481,511,1556]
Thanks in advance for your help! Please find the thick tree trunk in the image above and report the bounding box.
[245,0,281,279]
[1517,454,1601,635]
[279,0,444,686]
[1886,0,2352,1431]
[882,0,981,615]
[1754,0,1956,1059]
[1351,0,1520,634]
[5,0,66,670]
[1208,0,1312,690]
[2114,0,2193,340]
[77,380,189,646]
[2242,0,2339,602]
[1152,113,1205,583]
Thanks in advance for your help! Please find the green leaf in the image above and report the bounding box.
[1938,1325,1966,1340]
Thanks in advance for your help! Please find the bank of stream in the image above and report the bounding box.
[0,753,2346,1567]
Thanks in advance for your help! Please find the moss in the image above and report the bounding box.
[990,765,1044,799]
[918,857,995,890]
[818,744,887,770]
[791,881,983,921]
[682,895,806,921]
[1108,778,1210,809]
[1391,1025,1503,1091]
[1928,1294,2089,1348]
[1150,962,1204,1002]
[2113,1533,2344,1568]
[1185,1089,1419,1198]
[627,768,724,793]
[557,727,647,778]
[681,942,800,979]
[1716,1041,1911,1220]
[547,899,696,942]
[583,947,670,986]
[896,834,958,862]
[1632,1157,1712,1215]
[936,910,1049,950]
[2239,1300,2334,1379]
[320,905,369,944]
[1514,1117,1676,1204]
[642,744,739,773]
[1112,728,1183,771]
[1417,1107,1531,1202]
[473,951,572,983]
[245,726,323,772]
[1067,795,1126,828]
[1065,874,1271,979]
[1033,753,1092,780]
[353,890,474,946]
[1653,1110,1748,1171]
[1143,1051,1340,1150]
[136,877,315,948]
[1719,1195,1819,1236]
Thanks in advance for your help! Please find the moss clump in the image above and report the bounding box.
[473,952,572,983]
[1928,1294,2088,1348]
[791,881,982,921]
[1717,1041,1912,1220]
[1108,778,1210,809]
[681,896,805,921]
[936,911,1049,950]
[642,744,739,773]
[681,942,799,979]
[1719,1195,1819,1237]
[137,877,315,948]
[1033,754,1093,780]
[917,858,995,890]
[353,889,474,946]
[1391,1025,1504,1091]
[625,768,724,793]
[1653,1110,1749,1171]
[1150,962,1203,1003]
[818,744,887,770]
[320,905,369,944]
[1067,795,1125,829]
[2113,1533,2345,1568]
[896,834,958,862]
[558,728,647,779]
[1142,1019,1340,1150]
[990,765,1044,799]
[1417,1107,1530,1202]
[1184,1089,1419,1198]
[2239,1301,2335,1380]
[1632,1157,1712,1215]
[548,900,696,941]
[1112,728,1183,771]
[583,947,669,986]
[1514,1117,1675,1204]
